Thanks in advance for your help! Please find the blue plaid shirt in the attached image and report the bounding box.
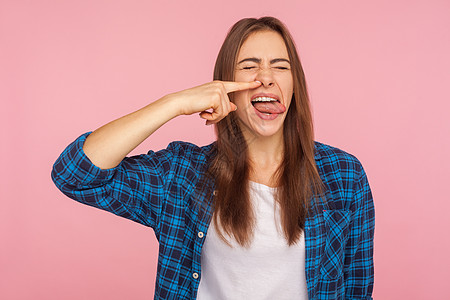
[52,132,374,299]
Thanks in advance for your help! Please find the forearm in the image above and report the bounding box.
[82,80,260,169]
[83,95,180,169]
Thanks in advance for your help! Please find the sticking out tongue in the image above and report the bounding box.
[252,101,286,114]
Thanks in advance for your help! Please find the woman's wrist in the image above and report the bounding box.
[150,93,186,119]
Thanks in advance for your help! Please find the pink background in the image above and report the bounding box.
[1,0,449,299]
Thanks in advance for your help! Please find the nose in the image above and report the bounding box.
[255,68,275,88]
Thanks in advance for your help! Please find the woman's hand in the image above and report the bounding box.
[167,80,262,125]
[83,80,261,169]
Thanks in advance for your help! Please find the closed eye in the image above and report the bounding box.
[243,66,256,70]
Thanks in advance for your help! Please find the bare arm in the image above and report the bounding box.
[83,80,261,169]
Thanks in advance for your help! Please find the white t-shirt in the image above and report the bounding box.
[197,181,309,300]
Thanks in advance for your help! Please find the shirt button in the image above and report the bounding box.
[198,232,204,238]
[192,272,199,279]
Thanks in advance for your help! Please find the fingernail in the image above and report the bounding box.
[255,81,262,84]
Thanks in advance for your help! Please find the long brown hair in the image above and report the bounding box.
[208,17,322,247]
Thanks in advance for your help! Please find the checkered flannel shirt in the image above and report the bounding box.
[52,132,374,299]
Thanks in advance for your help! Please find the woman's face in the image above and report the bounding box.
[233,30,294,140]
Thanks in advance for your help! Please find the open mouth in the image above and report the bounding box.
[251,96,286,115]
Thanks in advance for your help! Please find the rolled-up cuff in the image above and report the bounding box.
[51,132,118,188]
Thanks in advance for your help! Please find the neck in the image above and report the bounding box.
[241,128,285,187]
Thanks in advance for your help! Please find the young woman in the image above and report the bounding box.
[52,17,374,299]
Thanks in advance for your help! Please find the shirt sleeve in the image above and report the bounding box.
[344,165,375,299]
[51,132,175,231]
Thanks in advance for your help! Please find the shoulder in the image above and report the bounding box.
[165,140,215,155]
[313,141,370,210]
[159,140,216,161]
[314,141,365,178]
[142,141,216,174]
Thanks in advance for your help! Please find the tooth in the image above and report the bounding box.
[252,96,277,102]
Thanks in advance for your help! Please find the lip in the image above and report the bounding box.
[250,93,281,102]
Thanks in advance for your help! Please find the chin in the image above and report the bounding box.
[236,114,286,140]
[249,122,284,138]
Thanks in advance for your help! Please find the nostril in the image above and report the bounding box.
[261,82,275,87]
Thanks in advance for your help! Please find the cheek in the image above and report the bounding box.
[234,71,255,82]
[282,75,294,92]
[274,74,294,98]
[232,90,248,105]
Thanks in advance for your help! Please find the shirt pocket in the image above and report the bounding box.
[320,209,351,279]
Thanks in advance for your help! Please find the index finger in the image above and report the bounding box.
[222,80,262,93]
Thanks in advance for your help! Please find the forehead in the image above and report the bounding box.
[237,30,289,60]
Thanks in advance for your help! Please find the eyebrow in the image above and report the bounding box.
[237,57,291,65]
